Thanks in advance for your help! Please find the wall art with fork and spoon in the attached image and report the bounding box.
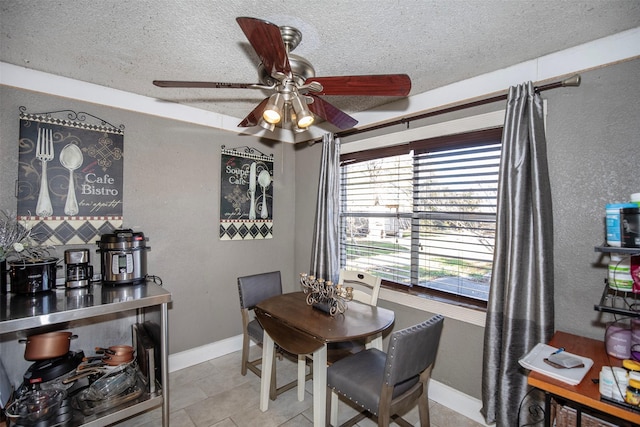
[15,109,124,245]
[219,145,274,241]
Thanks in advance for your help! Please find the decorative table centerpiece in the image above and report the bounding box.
[300,273,353,316]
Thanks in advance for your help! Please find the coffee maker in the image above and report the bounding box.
[64,249,93,288]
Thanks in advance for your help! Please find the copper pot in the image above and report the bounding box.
[103,354,134,365]
[96,345,134,356]
[107,345,134,356]
[93,345,134,365]
[19,331,77,360]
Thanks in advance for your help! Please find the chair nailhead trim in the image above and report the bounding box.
[332,387,373,412]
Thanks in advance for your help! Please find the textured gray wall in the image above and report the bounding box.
[0,87,297,355]
[547,59,640,339]
[294,58,640,399]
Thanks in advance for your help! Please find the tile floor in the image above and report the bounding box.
[117,347,484,427]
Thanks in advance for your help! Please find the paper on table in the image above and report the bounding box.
[519,343,594,386]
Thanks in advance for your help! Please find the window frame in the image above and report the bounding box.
[340,127,503,311]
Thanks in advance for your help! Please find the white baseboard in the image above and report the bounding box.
[168,335,490,426]
[428,380,490,426]
[168,334,243,373]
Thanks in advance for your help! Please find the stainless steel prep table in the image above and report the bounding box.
[0,282,171,426]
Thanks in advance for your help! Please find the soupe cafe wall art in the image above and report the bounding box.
[219,146,274,241]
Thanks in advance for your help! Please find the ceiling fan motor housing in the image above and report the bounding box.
[258,53,316,87]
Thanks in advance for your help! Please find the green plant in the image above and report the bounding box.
[0,211,52,261]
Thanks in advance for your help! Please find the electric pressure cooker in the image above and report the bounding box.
[96,229,149,285]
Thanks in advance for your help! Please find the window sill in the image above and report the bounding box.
[378,286,487,327]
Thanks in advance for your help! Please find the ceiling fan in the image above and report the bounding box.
[153,17,411,133]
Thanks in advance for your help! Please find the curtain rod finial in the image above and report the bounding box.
[562,75,581,87]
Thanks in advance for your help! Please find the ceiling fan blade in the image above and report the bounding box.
[153,80,262,89]
[236,17,291,78]
[307,95,358,130]
[307,74,412,96]
[238,98,269,128]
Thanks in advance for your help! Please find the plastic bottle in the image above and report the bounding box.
[600,366,614,398]
[606,203,637,246]
[626,379,640,405]
[612,366,629,402]
[632,319,640,354]
[606,322,631,358]
[633,256,640,294]
[630,370,640,383]
[609,254,634,292]
[621,207,640,248]
[623,359,640,371]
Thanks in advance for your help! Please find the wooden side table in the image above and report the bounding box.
[528,331,640,426]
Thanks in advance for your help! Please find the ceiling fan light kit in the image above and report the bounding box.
[263,93,285,124]
[153,17,411,135]
[291,94,314,128]
[259,118,276,132]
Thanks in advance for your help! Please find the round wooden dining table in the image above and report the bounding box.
[255,291,395,427]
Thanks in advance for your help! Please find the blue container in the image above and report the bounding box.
[606,203,637,246]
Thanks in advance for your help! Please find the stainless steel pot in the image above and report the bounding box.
[96,229,149,285]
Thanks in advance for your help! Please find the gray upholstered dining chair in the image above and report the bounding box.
[326,314,445,427]
[237,271,298,400]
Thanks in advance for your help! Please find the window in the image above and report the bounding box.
[340,128,502,304]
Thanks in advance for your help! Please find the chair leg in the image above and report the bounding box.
[269,348,277,400]
[391,416,413,427]
[330,389,339,426]
[378,384,393,427]
[417,389,431,427]
[326,387,333,426]
[377,412,390,427]
[241,335,250,376]
[328,388,367,427]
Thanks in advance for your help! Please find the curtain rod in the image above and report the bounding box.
[335,74,581,139]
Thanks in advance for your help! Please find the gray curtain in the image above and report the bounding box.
[310,133,341,284]
[481,82,555,426]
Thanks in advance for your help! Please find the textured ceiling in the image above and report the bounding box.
[1,0,639,131]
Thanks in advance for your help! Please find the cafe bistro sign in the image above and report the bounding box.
[219,146,274,240]
[16,108,124,245]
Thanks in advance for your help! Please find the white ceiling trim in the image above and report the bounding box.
[1,27,639,145]
[0,63,297,144]
[338,27,640,139]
